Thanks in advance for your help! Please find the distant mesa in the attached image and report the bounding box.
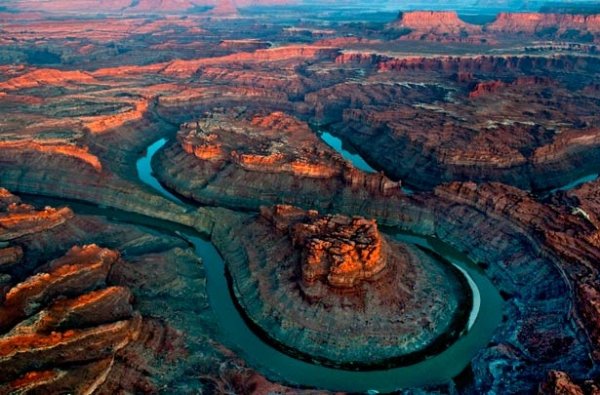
[389,10,600,39]
[487,12,600,34]
[390,11,482,35]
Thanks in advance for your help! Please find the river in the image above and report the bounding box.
[318,131,414,195]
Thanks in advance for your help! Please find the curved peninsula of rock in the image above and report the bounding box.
[154,111,406,216]
[214,205,471,368]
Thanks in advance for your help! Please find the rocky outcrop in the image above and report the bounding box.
[0,203,73,242]
[377,54,600,75]
[468,76,554,98]
[406,182,599,393]
[83,99,149,134]
[0,140,102,171]
[315,73,600,191]
[0,69,97,91]
[0,187,298,393]
[291,212,386,288]
[388,11,600,41]
[1,6,600,393]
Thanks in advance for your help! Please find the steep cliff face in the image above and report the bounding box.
[388,10,600,42]
[400,182,599,393]
[312,68,600,191]
[161,45,340,77]
[0,69,97,91]
[0,190,189,393]
[377,54,600,74]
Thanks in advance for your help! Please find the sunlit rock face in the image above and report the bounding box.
[390,11,482,36]
[388,10,600,42]
[292,212,386,289]
[487,12,600,34]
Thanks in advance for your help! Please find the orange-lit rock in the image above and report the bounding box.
[0,205,73,241]
[0,245,118,332]
[469,77,554,98]
[0,69,97,92]
[391,11,481,35]
[0,315,142,380]
[2,358,114,394]
[83,99,148,134]
[216,204,470,367]
[178,112,343,179]
[291,212,386,288]
[0,140,102,172]
[162,45,339,77]
[13,286,134,334]
[156,110,404,215]
[0,189,20,209]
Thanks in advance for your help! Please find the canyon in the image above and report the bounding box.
[0,2,599,394]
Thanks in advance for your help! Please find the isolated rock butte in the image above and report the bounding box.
[291,210,386,288]
[216,205,470,367]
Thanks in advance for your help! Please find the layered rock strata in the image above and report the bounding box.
[389,11,600,42]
